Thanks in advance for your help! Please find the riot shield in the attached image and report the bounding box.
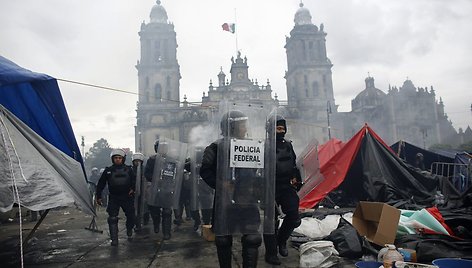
[296,138,325,201]
[190,146,215,211]
[134,162,146,229]
[214,102,276,236]
[148,138,188,209]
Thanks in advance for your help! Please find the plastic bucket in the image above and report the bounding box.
[432,258,472,268]
[355,261,383,268]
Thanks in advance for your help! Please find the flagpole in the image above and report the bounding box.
[234,8,239,54]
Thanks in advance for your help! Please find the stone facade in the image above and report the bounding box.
[333,77,459,148]
[135,1,465,156]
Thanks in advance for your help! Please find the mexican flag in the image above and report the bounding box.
[222,23,236,33]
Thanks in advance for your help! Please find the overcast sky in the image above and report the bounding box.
[1,0,471,154]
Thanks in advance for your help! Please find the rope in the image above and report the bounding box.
[0,112,28,268]
[56,78,199,105]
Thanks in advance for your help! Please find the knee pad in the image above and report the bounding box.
[215,235,232,248]
[242,234,262,248]
[162,208,172,217]
[107,216,118,224]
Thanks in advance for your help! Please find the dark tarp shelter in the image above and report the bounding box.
[299,124,439,209]
[391,140,455,170]
[0,56,94,215]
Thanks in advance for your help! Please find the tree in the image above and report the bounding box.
[85,138,113,171]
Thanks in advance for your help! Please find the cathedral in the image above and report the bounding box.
[135,1,466,156]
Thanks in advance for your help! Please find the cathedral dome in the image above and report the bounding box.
[150,0,168,24]
[294,3,313,25]
[400,79,416,92]
[352,77,386,111]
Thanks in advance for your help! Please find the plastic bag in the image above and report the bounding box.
[324,216,363,258]
[299,240,340,268]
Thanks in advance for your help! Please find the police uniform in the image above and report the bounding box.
[144,154,173,239]
[263,116,302,265]
[96,157,136,246]
[200,110,263,268]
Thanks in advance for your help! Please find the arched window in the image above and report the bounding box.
[309,41,315,60]
[166,76,171,87]
[163,39,169,60]
[312,81,319,97]
[301,41,307,60]
[154,41,161,62]
[155,84,162,101]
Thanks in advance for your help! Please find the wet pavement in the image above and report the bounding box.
[2,207,341,268]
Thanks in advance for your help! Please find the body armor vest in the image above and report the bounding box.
[109,166,131,188]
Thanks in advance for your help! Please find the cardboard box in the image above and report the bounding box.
[352,201,401,246]
[201,225,215,242]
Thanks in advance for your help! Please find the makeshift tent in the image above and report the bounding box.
[0,105,94,214]
[318,138,345,167]
[299,124,438,209]
[391,140,455,170]
[0,56,93,215]
[0,56,85,165]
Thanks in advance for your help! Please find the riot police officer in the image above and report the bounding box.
[96,148,136,246]
[88,167,100,194]
[263,115,302,265]
[200,110,266,268]
[144,140,173,240]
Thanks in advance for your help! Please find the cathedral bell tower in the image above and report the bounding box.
[136,0,181,108]
[284,3,336,123]
[135,1,182,155]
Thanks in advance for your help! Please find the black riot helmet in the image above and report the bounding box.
[220,110,248,137]
[154,139,160,153]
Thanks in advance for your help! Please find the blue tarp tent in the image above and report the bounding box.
[0,56,93,215]
[0,56,84,166]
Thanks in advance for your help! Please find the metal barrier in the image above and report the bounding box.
[431,162,472,193]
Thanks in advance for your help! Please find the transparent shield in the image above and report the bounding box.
[148,138,188,208]
[134,163,146,226]
[214,101,276,236]
[190,146,215,211]
[296,138,325,201]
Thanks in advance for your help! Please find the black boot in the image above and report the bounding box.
[162,213,172,240]
[151,210,161,233]
[277,220,295,257]
[108,217,119,246]
[216,246,232,268]
[263,234,281,265]
[173,208,183,226]
[278,243,288,257]
[143,212,150,226]
[242,247,259,268]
